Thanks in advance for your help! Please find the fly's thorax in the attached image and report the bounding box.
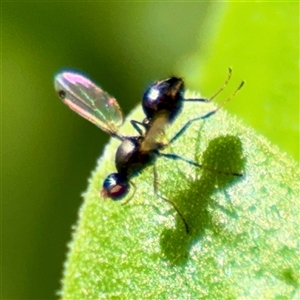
[115,137,156,178]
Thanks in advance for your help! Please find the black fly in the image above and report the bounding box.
[54,69,244,232]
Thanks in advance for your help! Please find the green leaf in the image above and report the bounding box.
[60,3,299,299]
[60,100,299,299]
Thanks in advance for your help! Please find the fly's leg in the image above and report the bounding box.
[153,165,189,233]
[169,81,245,145]
[184,67,233,103]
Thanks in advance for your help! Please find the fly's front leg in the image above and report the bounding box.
[153,165,189,233]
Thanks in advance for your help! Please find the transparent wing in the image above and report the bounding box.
[141,111,169,152]
[54,70,123,136]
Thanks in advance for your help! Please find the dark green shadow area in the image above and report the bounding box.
[160,135,245,265]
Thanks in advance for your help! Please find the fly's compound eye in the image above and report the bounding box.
[101,173,129,200]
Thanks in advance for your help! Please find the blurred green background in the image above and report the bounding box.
[2,2,298,299]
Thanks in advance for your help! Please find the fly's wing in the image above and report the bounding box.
[54,70,123,136]
[140,111,169,152]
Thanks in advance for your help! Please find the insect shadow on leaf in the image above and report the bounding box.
[160,135,245,265]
